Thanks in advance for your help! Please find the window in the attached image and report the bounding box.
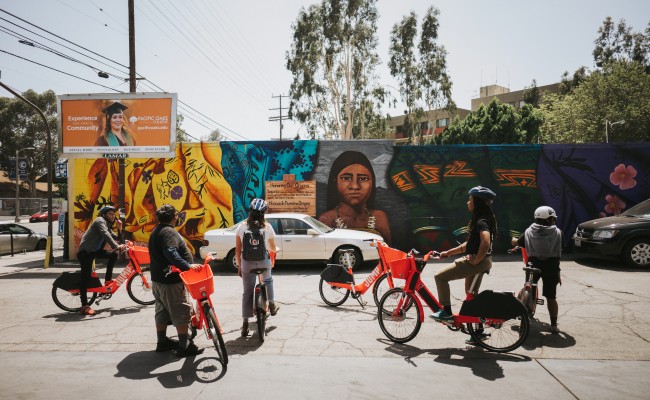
[518,100,526,108]
[436,118,449,128]
[280,218,310,235]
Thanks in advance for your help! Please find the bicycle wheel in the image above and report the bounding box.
[255,289,266,343]
[51,286,97,312]
[126,268,155,305]
[203,303,228,365]
[318,277,350,307]
[467,314,530,353]
[373,273,407,311]
[377,288,422,344]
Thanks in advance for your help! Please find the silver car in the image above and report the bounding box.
[0,222,48,255]
[200,212,382,272]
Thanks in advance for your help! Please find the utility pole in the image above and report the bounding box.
[268,94,289,140]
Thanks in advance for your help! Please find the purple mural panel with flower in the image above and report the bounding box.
[537,143,650,246]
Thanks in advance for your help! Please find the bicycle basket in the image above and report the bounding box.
[388,258,413,279]
[179,266,214,300]
[128,246,150,266]
[377,245,408,270]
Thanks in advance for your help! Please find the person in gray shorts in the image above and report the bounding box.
[148,204,202,357]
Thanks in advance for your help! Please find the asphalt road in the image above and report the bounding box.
[0,232,648,399]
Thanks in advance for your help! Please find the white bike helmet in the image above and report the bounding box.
[534,206,556,220]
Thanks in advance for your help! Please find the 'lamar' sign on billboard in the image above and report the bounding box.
[57,93,177,157]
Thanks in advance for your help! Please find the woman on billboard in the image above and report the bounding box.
[95,101,136,147]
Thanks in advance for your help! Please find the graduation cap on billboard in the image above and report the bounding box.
[102,101,128,116]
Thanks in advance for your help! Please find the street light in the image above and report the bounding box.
[605,120,625,143]
[15,147,35,222]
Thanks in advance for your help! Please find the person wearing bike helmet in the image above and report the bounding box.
[148,204,203,356]
[431,186,497,332]
[76,205,125,316]
[235,198,278,337]
[512,206,563,333]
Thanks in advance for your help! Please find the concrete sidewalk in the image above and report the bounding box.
[0,251,648,399]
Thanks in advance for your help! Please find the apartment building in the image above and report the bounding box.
[470,83,560,111]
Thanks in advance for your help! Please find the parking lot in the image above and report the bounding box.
[0,243,649,399]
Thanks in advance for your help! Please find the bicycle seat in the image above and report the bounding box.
[249,268,268,274]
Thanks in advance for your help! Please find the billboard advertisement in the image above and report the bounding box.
[57,93,177,157]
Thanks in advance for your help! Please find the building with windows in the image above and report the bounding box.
[470,83,560,111]
[387,108,470,144]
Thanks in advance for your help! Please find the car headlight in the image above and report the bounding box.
[592,229,619,239]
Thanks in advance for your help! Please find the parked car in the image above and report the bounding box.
[200,212,383,272]
[29,207,60,223]
[573,198,650,267]
[0,222,48,255]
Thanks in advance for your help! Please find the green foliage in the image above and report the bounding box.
[593,17,650,71]
[541,61,650,143]
[175,114,187,142]
[286,0,382,140]
[389,6,454,143]
[431,99,544,144]
[522,79,540,108]
[0,90,58,185]
[201,129,223,142]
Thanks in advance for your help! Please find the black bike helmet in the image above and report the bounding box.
[249,198,268,212]
[468,186,496,200]
[98,205,116,216]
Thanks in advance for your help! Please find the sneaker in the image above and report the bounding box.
[155,337,179,352]
[550,324,560,334]
[241,320,249,337]
[80,306,96,316]
[429,309,454,321]
[269,302,280,316]
[175,342,204,358]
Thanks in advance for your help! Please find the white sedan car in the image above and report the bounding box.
[200,212,382,272]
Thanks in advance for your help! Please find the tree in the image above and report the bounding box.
[0,90,58,194]
[522,79,540,108]
[175,113,188,143]
[432,99,543,145]
[286,0,382,140]
[593,17,650,71]
[201,129,223,142]
[388,6,454,144]
[558,66,588,95]
[541,61,650,143]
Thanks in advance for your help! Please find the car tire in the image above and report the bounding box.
[333,247,362,269]
[623,238,650,268]
[225,249,239,273]
[35,240,47,251]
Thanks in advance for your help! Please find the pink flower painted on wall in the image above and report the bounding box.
[610,164,637,190]
[604,194,626,216]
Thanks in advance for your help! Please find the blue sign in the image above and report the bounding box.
[55,162,68,179]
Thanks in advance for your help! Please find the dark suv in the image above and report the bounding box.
[573,198,650,267]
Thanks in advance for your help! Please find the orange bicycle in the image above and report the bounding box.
[377,249,530,353]
[169,253,228,365]
[319,240,407,308]
[52,240,154,312]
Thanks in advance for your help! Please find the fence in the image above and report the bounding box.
[0,198,64,217]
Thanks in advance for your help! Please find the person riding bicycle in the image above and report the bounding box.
[236,198,279,337]
[511,206,563,333]
[431,186,497,333]
[148,204,203,356]
[77,205,125,316]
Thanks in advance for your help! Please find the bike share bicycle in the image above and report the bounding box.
[509,246,544,317]
[249,250,278,343]
[52,240,155,312]
[168,252,228,365]
[319,240,407,308]
[377,248,530,353]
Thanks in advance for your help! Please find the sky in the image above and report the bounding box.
[0,0,649,143]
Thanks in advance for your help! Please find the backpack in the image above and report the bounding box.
[242,223,267,261]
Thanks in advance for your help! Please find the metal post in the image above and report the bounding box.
[15,148,19,222]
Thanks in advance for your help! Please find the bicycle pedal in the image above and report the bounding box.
[536,299,545,305]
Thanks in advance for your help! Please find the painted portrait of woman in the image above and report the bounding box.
[318,150,391,243]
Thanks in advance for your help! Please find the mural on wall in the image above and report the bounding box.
[71,140,650,258]
[73,142,233,255]
[220,140,318,223]
[388,144,541,252]
[313,141,409,248]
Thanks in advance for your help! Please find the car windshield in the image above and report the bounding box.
[305,216,333,233]
[622,199,650,218]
